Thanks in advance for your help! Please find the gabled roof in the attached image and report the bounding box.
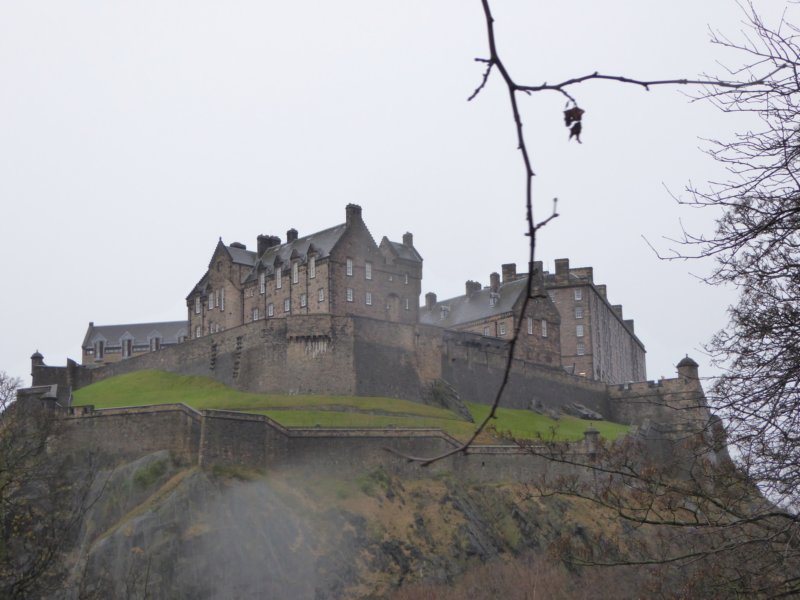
[227,244,257,267]
[387,240,422,263]
[419,278,529,328]
[82,321,188,349]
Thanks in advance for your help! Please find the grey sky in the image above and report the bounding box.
[1,1,786,386]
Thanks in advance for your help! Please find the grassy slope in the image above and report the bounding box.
[72,370,629,442]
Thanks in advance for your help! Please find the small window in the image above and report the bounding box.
[309,256,316,279]
[577,342,586,356]
[276,270,282,289]
[253,308,259,321]
[404,298,410,310]
[499,323,506,336]
[574,288,582,301]
[195,326,201,338]
[268,303,274,317]
[195,297,201,314]
[346,258,353,276]
[94,340,104,359]
[346,287,354,302]
[527,317,533,335]
[150,337,161,352]
[300,293,307,308]
[404,273,409,285]
[318,288,324,302]
[365,262,372,280]
[260,273,266,294]
[292,262,299,284]
[483,326,490,337]
[208,292,214,310]
[122,339,132,358]
[575,306,583,319]
[576,324,585,337]
[541,320,548,338]
[366,291,372,305]
[220,288,225,310]
[284,298,290,313]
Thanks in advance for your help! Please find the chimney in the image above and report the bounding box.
[501,263,517,283]
[286,228,298,243]
[402,232,413,247]
[676,355,700,381]
[596,284,607,299]
[533,261,543,277]
[230,242,246,250]
[489,272,500,293]
[554,258,570,280]
[346,204,363,226]
[624,319,634,333]
[612,305,623,318]
[465,280,481,297]
[257,234,281,255]
[425,292,437,310]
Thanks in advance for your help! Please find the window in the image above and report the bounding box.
[292,262,299,284]
[276,270,282,289]
[195,326,201,339]
[365,262,372,280]
[284,298,290,312]
[404,273,409,285]
[346,258,353,276]
[483,326,490,337]
[541,319,548,338]
[574,288,582,301]
[576,324,585,337]
[260,273,266,294]
[499,323,507,336]
[268,303,274,317]
[527,317,533,335]
[405,298,410,310]
[208,292,214,310]
[366,291,372,305]
[122,339,132,358]
[195,297,201,314]
[220,288,225,310]
[150,337,161,352]
[575,306,583,319]
[346,287,354,302]
[577,342,586,356]
[309,256,316,279]
[300,293,307,308]
[489,294,498,307]
[318,288,324,302]
[253,308,259,321]
[94,340,104,359]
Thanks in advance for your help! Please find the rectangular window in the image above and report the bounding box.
[122,339,132,358]
[404,273,409,285]
[366,291,372,305]
[318,288,324,302]
[541,320,548,338]
[346,258,353,276]
[260,273,266,294]
[498,323,506,336]
[574,288,582,301]
[365,262,372,280]
[195,297,201,314]
[208,293,214,310]
[405,298,410,310]
[276,270,282,289]
[284,298,290,313]
[94,340,104,359]
[309,256,316,279]
[220,288,225,310]
[527,317,533,335]
[577,342,586,356]
[300,293,307,308]
[252,308,259,321]
[483,326,490,337]
[150,338,161,352]
[195,326,201,338]
[575,306,583,319]
[292,262,299,284]
[346,287,354,302]
[268,303,274,317]
[576,324,585,337]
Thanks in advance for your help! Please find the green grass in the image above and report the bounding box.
[72,370,630,442]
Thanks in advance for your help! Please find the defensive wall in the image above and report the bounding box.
[18,385,599,484]
[33,314,620,423]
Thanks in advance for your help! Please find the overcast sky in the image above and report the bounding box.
[1,1,789,387]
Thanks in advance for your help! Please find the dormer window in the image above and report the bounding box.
[150,337,161,352]
[440,305,450,320]
[94,340,104,360]
[489,293,499,307]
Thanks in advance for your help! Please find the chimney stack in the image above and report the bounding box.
[257,234,281,255]
[402,232,413,247]
[425,292,437,310]
[501,263,517,283]
[489,272,500,293]
[286,228,298,243]
[346,203,363,225]
[554,258,570,280]
[465,280,481,297]
[596,284,607,299]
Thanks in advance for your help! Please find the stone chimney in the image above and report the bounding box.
[624,319,634,333]
[465,280,481,297]
[257,234,281,255]
[403,232,413,247]
[286,228,298,243]
[612,305,623,318]
[425,292,437,310]
[489,272,500,293]
[501,263,517,283]
[596,284,607,299]
[346,203,363,226]
[554,258,570,280]
[677,355,700,381]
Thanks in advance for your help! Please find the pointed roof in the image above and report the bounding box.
[82,321,188,349]
[419,278,530,328]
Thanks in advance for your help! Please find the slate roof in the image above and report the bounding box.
[82,321,188,349]
[387,240,423,263]
[419,278,528,328]
[227,245,257,267]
